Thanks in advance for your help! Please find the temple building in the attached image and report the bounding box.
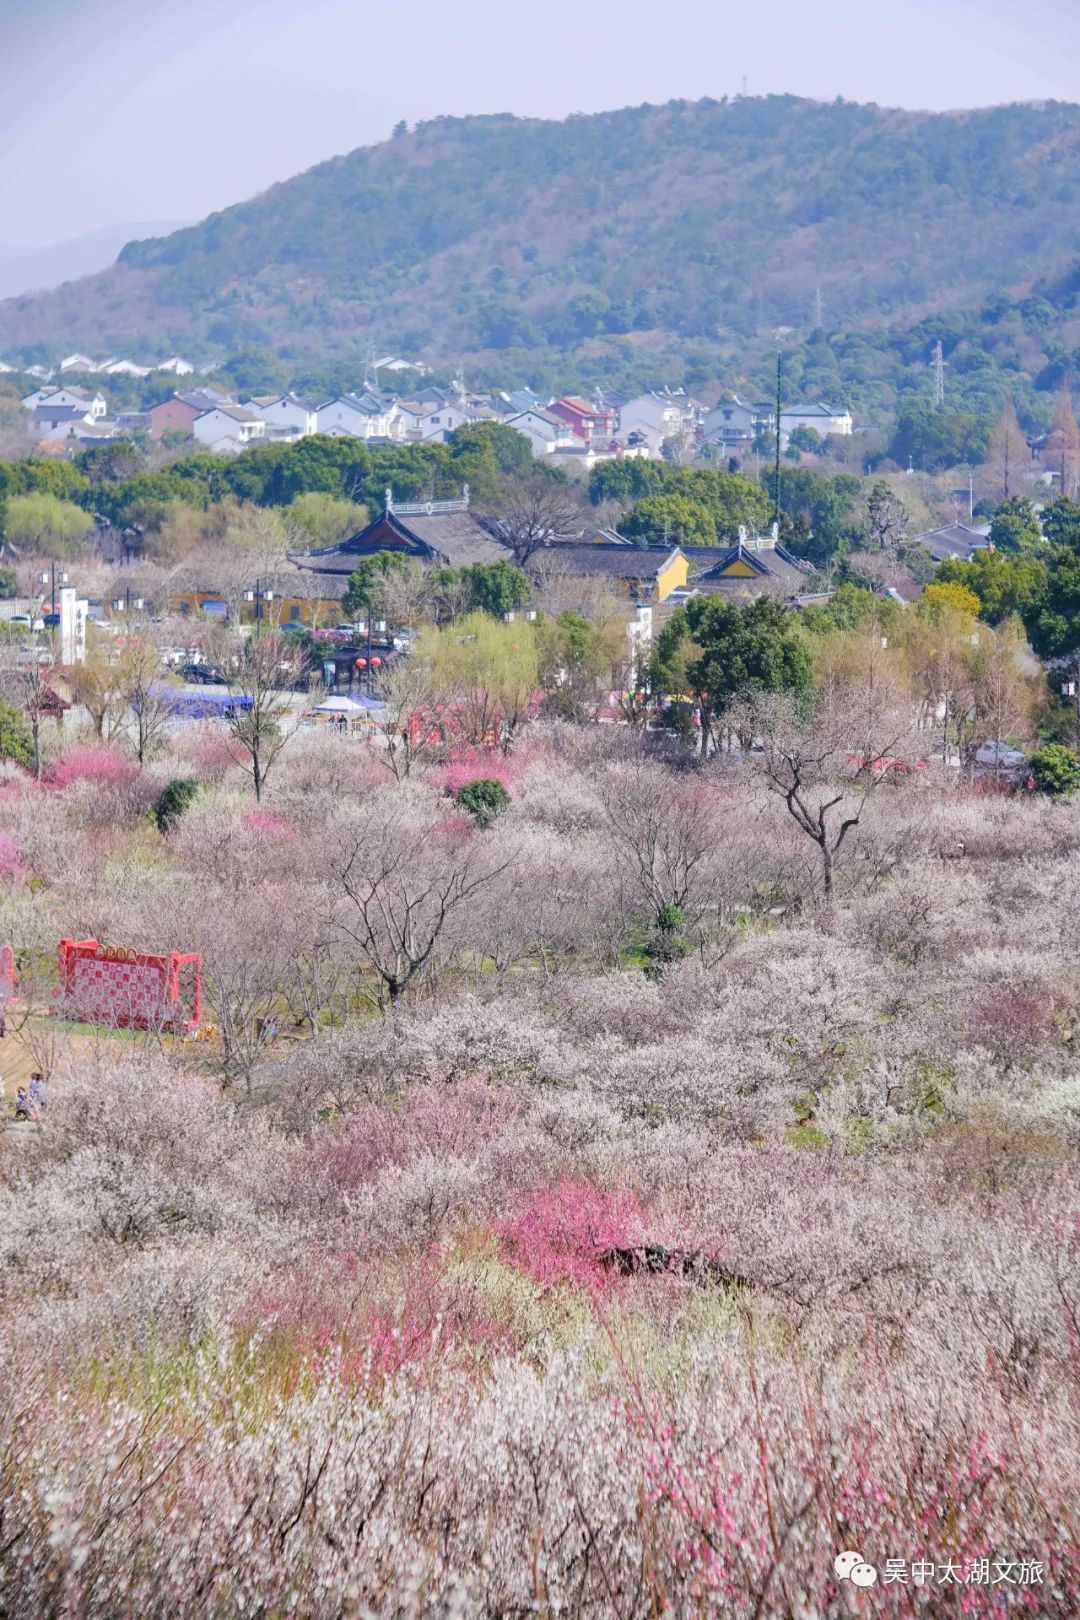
[293,486,510,602]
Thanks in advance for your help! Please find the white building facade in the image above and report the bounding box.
[315,394,396,439]
[248,393,318,440]
[780,402,854,438]
[192,405,267,450]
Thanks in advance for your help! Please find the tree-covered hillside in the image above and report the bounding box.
[759,261,1080,445]
[2,95,1079,387]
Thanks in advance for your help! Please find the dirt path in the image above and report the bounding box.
[0,1012,167,1117]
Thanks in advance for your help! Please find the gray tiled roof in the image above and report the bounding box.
[675,541,815,600]
[175,388,227,410]
[394,510,509,565]
[690,543,809,588]
[296,508,511,573]
[529,542,682,580]
[199,402,262,424]
[33,404,86,422]
[783,401,847,417]
[914,523,991,563]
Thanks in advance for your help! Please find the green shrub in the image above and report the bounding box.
[655,903,685,934]
[456,778,510,828]
[1029,743,1080,797]
[155,777,200,833]
[644,905,690,979]
[0,699,33,769]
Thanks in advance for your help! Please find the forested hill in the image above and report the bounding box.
[2,95,1080,385]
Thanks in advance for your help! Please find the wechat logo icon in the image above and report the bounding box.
[835,1550,878,1588]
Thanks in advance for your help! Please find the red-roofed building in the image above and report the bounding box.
[547,395,617,445]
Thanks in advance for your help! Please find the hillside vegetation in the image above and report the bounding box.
[2,95,1080,399]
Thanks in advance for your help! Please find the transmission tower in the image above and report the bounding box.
[932,340,945,408]
[363,337,379,393]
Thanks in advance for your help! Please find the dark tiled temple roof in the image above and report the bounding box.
[528,542,683,579]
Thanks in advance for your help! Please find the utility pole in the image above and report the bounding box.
[245,579,273,638]
[364,616,386,695]
[40,563,67,619]
[41,564,69,656]
[773,352,783,533]
[110,584,144,639]
[932,341,945,409]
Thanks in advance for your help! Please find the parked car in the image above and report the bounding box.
[970,740,1030,787]
[180,662,223,685]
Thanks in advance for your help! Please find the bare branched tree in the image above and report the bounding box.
[222,631,311,800]
[595,755,716,928]
[373,653,454,780]
[737,692,912,910]
[485,479,585,566]
[333,801,514,1006]
[0,646,56,781]
[117,634,175,765]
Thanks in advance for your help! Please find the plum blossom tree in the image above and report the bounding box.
[222,630,310,799]
[595,754,717,929]
[737,691,911,908]
[331,794,515,1005]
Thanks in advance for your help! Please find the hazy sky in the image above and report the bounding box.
[2,0,1078,245]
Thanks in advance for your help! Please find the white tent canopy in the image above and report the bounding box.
[313,695,365,714]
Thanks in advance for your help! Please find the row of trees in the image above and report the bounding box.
[0,421,562,557]
[652,579,1048,767]
[1,418,918,573]
[886,379,1080,492]
[936,495,1080,743]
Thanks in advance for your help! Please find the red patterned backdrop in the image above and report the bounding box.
[55,939,202,1031]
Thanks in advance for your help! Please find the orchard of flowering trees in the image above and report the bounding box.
[0,653,1078,1615]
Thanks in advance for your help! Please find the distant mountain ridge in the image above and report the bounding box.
[0,222,189,303]
[1,96,1079,383]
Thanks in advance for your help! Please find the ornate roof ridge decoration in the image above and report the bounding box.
[385,483,470,516]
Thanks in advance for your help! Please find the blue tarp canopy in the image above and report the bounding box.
[149,684,254,719]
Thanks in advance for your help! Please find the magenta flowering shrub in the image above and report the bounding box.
[191,729,240,779]
[243,807,295,842]
[499,1178,649,1291]
[45,747,136,791]
[631,1368,1078,1617]
[443,746,517,798]
[42,746,160,829]
[312,1079,516,1196]
[247,1239,513,1390]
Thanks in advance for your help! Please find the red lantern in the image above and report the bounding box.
[355,657,367,669]
[370,656,381,668]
